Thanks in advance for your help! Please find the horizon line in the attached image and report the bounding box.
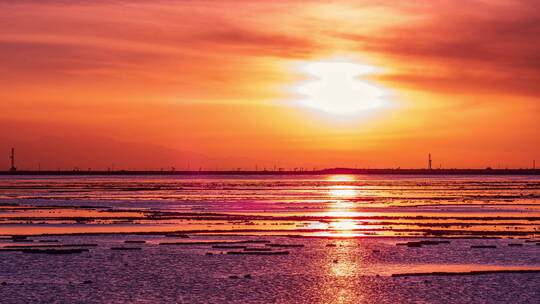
[2,167,540,176]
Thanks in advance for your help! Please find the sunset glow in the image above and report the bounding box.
[1,0,539,170]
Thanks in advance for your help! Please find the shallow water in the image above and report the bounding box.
[1,174,539,237]
[1,234,540,303]
[0,174,539,303]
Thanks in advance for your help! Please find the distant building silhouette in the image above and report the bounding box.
[428,153,432,170]
[9,148,17,172]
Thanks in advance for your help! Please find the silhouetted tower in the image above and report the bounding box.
[428,153,432,170]
[9,148,17,172]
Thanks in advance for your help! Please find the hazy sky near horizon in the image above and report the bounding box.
[1,0,540,170]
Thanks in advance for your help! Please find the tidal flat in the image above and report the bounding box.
[0,174,539,303]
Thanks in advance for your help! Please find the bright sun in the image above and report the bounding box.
[292,58,388,116]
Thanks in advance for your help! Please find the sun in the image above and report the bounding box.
[291,58,389,116]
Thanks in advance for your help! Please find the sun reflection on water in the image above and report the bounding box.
[327,175,358,200]
[328,219,357,231]
[327,174,356,182]
[322,238,368,303]
[322,175,368,238]
[328,186,358,199]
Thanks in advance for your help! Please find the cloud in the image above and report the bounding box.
[199,28,317,58]
[345,0,540,97]
[3,0,540,99]
[0,0,318,102]
[1,0,539,169]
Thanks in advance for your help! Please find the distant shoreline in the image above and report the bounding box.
[1,168,539,175]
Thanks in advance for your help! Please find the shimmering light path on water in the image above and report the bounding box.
[0,174,539,237]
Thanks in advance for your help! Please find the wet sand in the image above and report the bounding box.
[0,174,539,303]
[1,234,540,303]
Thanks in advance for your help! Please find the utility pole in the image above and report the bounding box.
[9,148,17,172]
[428,153,432,170]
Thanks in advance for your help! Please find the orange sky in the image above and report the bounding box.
[1,0,539,170]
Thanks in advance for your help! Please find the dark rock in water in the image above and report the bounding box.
[420,240,449,245]
[1,282,6,286]
[124,240,146,244]
[333,259,338,263]
[229,275,239,279]
[397,240,450,247]
[244,274,252,279]
[508,243,523,247]
[110,247,141,251]
[212,245,247,249]
[226,251,289,255]
[206,252,213,255]
[471,245,496,249]
[372,250,380,253]
[124,263,129,266]
[424,280,431,284]
[21,248,89,254]
[418,241,438,245]
[6,244,97,250]
[243,248,272,252]
[25,244,98,248]
[83,280,93,284]
[266,244,304,248]
[63,244,98,247]
[326,244,337,247]
[160,240,269,246]
[12,239,33,243]
[407,243,422,248]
